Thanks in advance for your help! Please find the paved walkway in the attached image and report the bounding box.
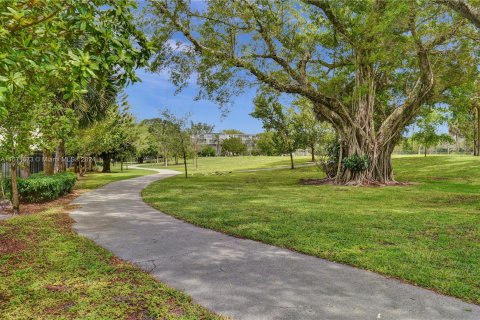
[70,168,480,320]
[0,214,11,221]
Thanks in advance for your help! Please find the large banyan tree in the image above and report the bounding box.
[147,0,478,184]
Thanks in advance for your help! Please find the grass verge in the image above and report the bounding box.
[0,169,221,319]
[143,155,480,304]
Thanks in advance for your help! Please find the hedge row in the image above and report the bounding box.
[5,172,77,203]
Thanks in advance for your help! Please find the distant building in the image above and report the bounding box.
[193,133,258,155]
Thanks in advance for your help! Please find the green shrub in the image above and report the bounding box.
[199,146,216,157]
[5,172,77,203]
[342,154,370,172]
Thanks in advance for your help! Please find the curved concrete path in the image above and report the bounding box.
[70,168,480,320]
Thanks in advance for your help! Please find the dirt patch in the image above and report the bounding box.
[299,178,415,187]
[299,178,335,185]
[45,284,69,292]
[0,231,26,255]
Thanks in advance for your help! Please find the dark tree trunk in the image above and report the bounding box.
[102,155,111,173]
[183,152,188,179]
[10,161,19,215]
[424,145,427,157]
[43,149,54,176]
[289,152,295,169]
[73,159,79,173]
[138,157,144,164]
[311,145,315,162]
[54,140,66,173]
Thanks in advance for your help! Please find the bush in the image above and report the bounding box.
[5,172,77,203]
[199,146,216,157]
[342,154,370,172]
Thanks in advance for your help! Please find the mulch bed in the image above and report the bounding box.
[0,190,84,216]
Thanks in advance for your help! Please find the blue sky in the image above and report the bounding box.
[125,69,264,134]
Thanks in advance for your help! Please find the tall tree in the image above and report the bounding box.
[147,0,477,184]
[0,0,149,213]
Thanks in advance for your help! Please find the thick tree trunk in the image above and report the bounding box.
[54,140,66,173]
[336,128,396,185]
[102,155,111,173]
[43,149,54,176]
[424,145,427,157]
[10,161,19,215]
[289,152,295,169]
[311,145,315,162]
[333,56,396,185]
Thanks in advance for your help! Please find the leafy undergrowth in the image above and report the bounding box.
[0,198,221,319]
[143,155,480,305]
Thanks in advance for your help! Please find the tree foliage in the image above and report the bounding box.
[221,137,247,155]
[146,0,478,184]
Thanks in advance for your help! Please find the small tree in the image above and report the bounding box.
[199,146,216,157]
[255,132,278,156]
[412,108,454,156]
[160,110,192,178]
[295,99,333,162]
[133,123,160,163]
[190,122,214,169]
[222,137,247,156]
[251,93,301,169]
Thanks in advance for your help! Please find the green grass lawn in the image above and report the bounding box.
[74,167,154,190]
[138,155,312,174]
[0,169,221,319]
[143,155,480,304]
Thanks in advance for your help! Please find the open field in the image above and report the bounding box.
[143,155,480,304]
[138,155,312,174]
[0,170,221,319]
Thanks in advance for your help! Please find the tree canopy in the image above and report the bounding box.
[146,0,479,184]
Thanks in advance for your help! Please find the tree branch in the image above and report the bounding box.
[436,0,480,28]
